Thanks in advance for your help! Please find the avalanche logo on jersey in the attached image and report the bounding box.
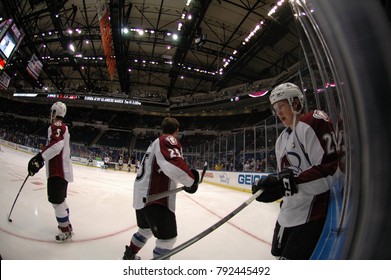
[280,151,302,175]
[165,135,178,146]
[313,110,330,122]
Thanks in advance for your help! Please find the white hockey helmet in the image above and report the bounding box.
[269,82,304,111]
[50,101,67,121]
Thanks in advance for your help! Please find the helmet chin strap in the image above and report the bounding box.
[291,109,297,136]
[50,111,56,124]
[290,104,302,143]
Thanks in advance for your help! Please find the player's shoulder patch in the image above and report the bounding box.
[165,135,178,145]
[313,110,330,122]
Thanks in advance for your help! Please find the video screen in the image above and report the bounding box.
[0,31,16,59]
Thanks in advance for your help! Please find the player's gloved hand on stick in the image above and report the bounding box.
[28,153,44,176]
[252,169,298,203]
[184,169,199,194]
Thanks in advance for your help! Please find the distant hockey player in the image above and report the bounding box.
[27,101,74,242]
[87,154,94,166]
[122,117,199,260]
[118,156,123,171]
[252,83,339,259]
[103,156,110,169]
[127,157,132,172]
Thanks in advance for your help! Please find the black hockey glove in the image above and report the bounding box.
[252,169,298,203]
[28,153,44,176]
[184,169,199,194]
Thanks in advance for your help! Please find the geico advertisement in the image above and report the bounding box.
[199,170,270,191]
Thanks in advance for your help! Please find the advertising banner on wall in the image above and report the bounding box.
[200,170,270,192]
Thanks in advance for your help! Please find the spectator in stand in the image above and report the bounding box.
[243,160,251,171]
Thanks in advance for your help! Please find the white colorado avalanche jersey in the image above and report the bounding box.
[275,110,339,227]
[41,120,74,183]
[133,134,195,212]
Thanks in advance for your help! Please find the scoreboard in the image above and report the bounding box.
[0,18,24,71]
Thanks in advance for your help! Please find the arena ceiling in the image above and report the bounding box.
[0,0,301,113]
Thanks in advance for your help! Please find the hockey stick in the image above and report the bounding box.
[143,162,208,203]
[199,161,208,183]
[143,186,186,203]
[7,174,29,222]
[153,189,263,260]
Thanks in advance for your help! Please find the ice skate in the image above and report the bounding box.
[122,245,141,260]
[56,224,73,242]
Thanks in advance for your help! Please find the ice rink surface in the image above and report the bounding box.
[0,145,279,260]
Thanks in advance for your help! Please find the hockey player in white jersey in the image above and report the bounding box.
[252,83,339,259]
[27,101,74,242]
[123,117,199,260]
